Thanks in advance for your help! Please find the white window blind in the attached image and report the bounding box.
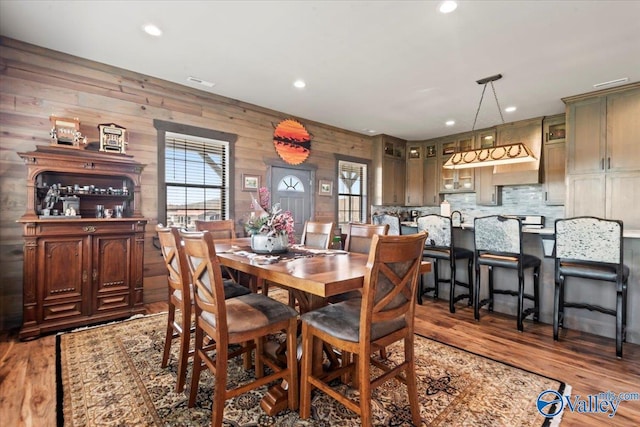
[165,133,228,228]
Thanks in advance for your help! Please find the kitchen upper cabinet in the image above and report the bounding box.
[567,87,640,174]
[474,129,501,205]
[543,114,566,206]
[373,135,406,205]
[606,89,640,172]
[423,154,439,206]
[567,96,605,174]
[564,83,640,228]
[405,145,423,206]
[440,134,474,192]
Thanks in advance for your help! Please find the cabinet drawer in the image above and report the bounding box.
[36,221,139,236]
[43,301,83,321]
[96,292,130,312]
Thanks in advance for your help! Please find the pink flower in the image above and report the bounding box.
[246,187,295,244]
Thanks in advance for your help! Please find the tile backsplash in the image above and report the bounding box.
[372,184,565,228]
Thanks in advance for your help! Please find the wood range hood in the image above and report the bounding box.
[492,117,543,186]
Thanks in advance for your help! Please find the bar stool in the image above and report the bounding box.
[372,213,401,235]
[553,216,629,358]
[416,214,473,313]
[473,215,540,331]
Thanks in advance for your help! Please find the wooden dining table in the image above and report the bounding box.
[213,237,432,415]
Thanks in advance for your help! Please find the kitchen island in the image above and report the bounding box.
[405,220,640,346]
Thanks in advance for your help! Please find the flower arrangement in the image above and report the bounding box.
[245,187,295,244]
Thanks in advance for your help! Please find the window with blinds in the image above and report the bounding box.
[165,132,229,228]
[338,160,367,225]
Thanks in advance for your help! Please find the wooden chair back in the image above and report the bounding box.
[179,230,228,334]
[194,219,236,239]
[155,223,192,392]
[300,221,334,249]
[362,232,428,338]
[156,224,190,304]
[344,222,389,254]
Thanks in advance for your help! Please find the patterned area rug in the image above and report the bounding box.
[56,313,569,426]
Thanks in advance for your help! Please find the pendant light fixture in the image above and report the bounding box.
[443,74,536,169]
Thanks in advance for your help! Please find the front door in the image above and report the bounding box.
[270,166,313,242]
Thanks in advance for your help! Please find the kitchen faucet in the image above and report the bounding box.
[451,210,463,226]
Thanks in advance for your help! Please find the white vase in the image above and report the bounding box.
[250,233,289,254]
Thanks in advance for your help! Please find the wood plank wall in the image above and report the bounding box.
[0,37,373,331]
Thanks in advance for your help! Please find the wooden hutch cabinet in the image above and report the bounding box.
[17,146,147,340]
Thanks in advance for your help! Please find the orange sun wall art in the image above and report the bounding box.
[273,119,312,165]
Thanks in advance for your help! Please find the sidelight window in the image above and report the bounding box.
[337,160,367,226]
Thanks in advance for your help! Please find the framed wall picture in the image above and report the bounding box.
[242,174,261,191]
[426,145,436,157]
[319,179,333,196]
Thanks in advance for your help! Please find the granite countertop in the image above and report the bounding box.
[401,221,640,238]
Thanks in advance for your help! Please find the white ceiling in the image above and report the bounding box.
[1,1,639,141]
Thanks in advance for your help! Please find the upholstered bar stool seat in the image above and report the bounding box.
[417,214,473,313]
[554,216,629,358]
[473,215,540,332]
[558,262,629,282]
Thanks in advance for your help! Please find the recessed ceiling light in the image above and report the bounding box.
[143,24,162,37]
[293,79,306,89]
[439,1,458,14]
[187,76,215,88]
[505,106,517,113]
[445,120,455,126]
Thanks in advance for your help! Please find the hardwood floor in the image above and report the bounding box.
[1,299,638,426]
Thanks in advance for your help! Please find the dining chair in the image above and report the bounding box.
[473,215,540,332]
[195,219,251,289]
[344,222,390,254]
[299,232,428,427]
[554,216,629,358]
[264,220,335,302]
[372,213,401,236]
[180,229,299,425]
[300,220,335,249]
[416,214,473,312]
[328,222,389,304]
[194,219,236,238]
[155,225,250,393]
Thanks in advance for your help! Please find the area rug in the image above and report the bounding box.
[56,313,569,426]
